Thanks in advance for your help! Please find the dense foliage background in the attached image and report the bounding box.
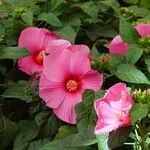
[0,0,150,150]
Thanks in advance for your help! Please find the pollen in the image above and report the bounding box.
[114,112,125,121]
[66,80,79,92]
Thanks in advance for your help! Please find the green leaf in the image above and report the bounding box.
[91,45,99,60]
[40,130,96,150]
[96,134,109,150]
[76,90,105,132]
[56,26,76,43]
[119,18,140,44]
[38,12,62,27]
[76,1,99,19]
[101,0,120,12]
[115,64,150,84]
[86,24,117,41]
[21,10,33,26]
[13,120,39,150]
[0,47,30,59]
[131,103,149,125]
[129,6,150,17]
[28,138,51,150]
[3,81,38,103]
[145,56,150,73]
[0,108,18,149]
[110,54,126,66]
[50,0,64,11]
[54,126,77,140]
[96,128,130,150]
[35,110,50,128]
[76,90,96,132]
[126,45,143,64]
[123,0,139,4]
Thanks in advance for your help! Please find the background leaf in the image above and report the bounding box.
[116,64,150,84]
[119,18,140,44]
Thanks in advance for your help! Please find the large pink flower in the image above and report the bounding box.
[94,83,133,135]
[39,50,103,124]
[109,23,150,55]
[18,27,59,75]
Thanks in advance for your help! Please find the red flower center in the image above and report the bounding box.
[66,79,80,92]
[33,51,44,65]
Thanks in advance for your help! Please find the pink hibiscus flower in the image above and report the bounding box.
[18,27,59,75]
[94,83,133,135]
[39,50,103,124]
[109,23,150,55]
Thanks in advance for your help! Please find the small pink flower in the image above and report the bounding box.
[18,27,59,75]
[94,83,133,135]
[39,50,103,124]
[109,35,129,55]
[109,23,150,55]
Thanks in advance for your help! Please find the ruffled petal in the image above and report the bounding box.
[18,27,58,53]
[95,121,117,135]
[94,99,117,124]
[104,83,133,111]
[109,35,128,55]
[45,39,72,54]
[82,69,103,91]
[135,23,150,38]
[68,45,90,55]
[18,56,42,75]
[39,74,66,109]
[53,92,82,124]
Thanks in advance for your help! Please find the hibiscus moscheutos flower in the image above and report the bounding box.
[109,23,150,55]
[18,27,59,75]
[39,50,103,124]
[94,83,133,135]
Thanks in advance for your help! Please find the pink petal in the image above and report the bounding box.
[95,121,117,134]
[109,35,128,55]
[94,99,117,124]
[18,27,58,53]
[53,92,82,124]
[18,56,42,75]
[70,51,91,76]
[135,23,150,38]
[39,74,66,109]
[45,39,72,54]
[43,50,71,82]
[104,83,133,111]
[82,69,103,91]
[68,45,90,55]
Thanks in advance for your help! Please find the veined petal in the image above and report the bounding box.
[39,74,66,109]
[18,27,58,53]
[70,52,91,76]
[45,39,72,54]
[18,56,42,75]
[43,50,71,82]
[53,92,82,124]
[82,69,103,91]
[68,45,90,55]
